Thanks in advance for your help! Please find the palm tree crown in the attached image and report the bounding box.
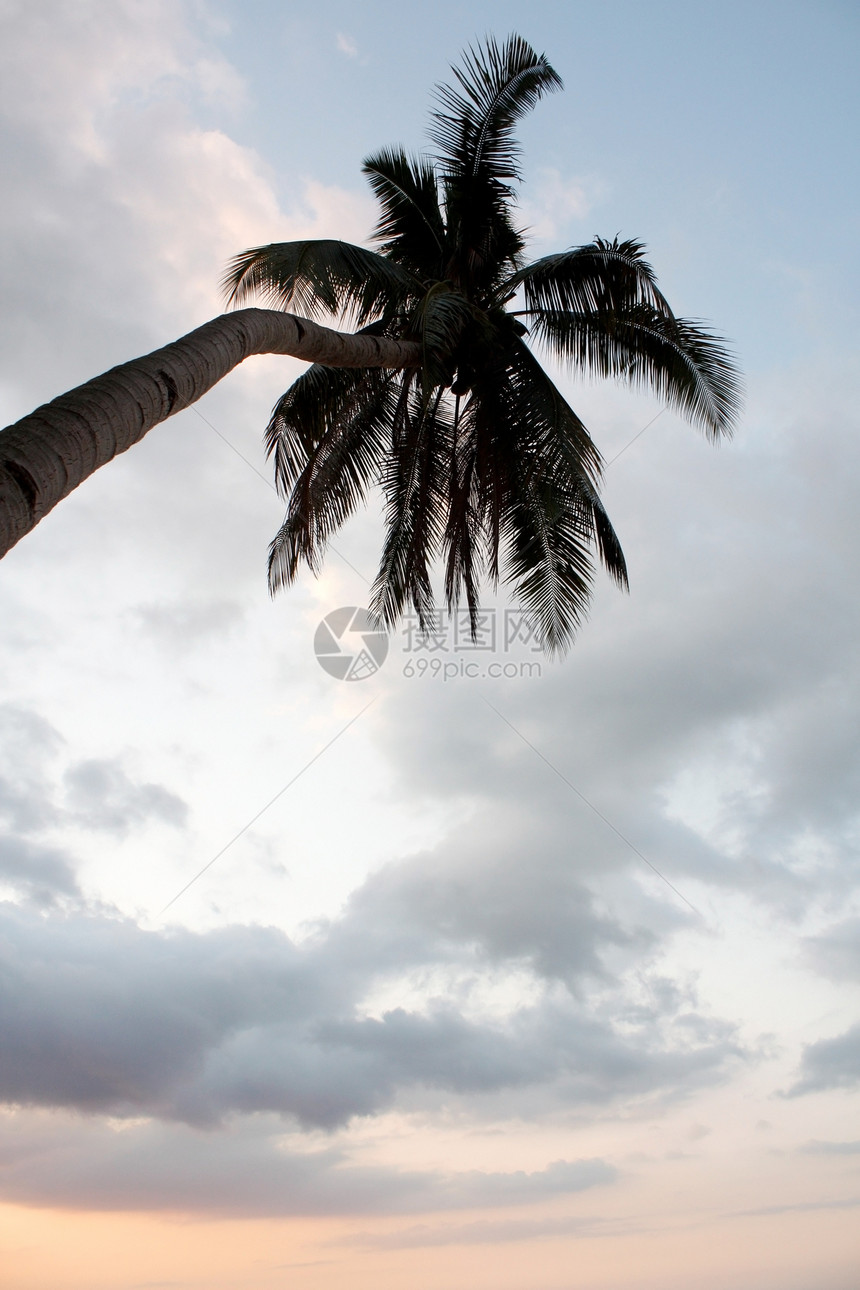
[225,35,741,654]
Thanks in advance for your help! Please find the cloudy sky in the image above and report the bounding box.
[1,2,859,1288]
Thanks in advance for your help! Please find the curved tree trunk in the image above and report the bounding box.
[0,308,420,560]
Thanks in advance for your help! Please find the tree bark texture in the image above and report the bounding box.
[0,308,420,560]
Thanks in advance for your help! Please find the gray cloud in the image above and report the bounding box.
[334,814,657,987]
[0,703,186,898]
[803,919,860,983]
[799,1140,860,1156]
[0,1112,614,1217]
[133,598,245,647]
[0,704,63,833]
[0,901,742,1131]
[0,835,80,903]
[787,1023,860,1096]
[365,379,860,933]
[64,759,187,834]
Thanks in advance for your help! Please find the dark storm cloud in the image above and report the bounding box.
[787,1023,860,1097]
[0,902,743,1130]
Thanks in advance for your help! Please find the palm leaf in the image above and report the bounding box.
[457,339,626,651]
[219,32,742,656]
[431,34,562,184]
[371,383,451,630]
[267,367,395,591]
[529,305,742,439]
[502,475,597,656]
[362,147,446,277]
[505,237,673,316]
[414,284,474,390]
[222,239,417,325]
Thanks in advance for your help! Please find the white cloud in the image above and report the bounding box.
[518,169,602,247]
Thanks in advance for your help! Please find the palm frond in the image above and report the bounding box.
[577,478,628,590]
[503,336,604,486]
[431,34,562,183]
[265,361,369,496]
[414,284,474,389]
[505,237,673,316]
[502,478,597,656]
[222,240,417,325]
[266,364,395,591]
[362,148,446,277]
[441,395,489,632]
[370,383,451,630]
[529,305,742,439]
[458,338,626,651]
[441,177,527,301]
[219,33,742,657]
[503,344,628,593]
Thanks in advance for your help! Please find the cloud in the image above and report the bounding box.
[336,33,358,58]
[0,704,64,832]
[0,835,80,903]
[731,1197,860,1218]
[0,704,187,896]
[799,1139,860,1156]
[366,362,860,934]
[803,919,860,982]
[340,1211,624,1249]
[518,169,601,246]
[0,0,859,1245]
[787,1023,860,1096]
[63,760,187,835]
[133,598,246,646]
[0,0,375,432]
[0,899,742,1133]
[335,816,657,987]
[0,1109,614,1217]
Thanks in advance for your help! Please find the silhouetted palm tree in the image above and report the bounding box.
[0,36,739,653]
[225,35,740,652]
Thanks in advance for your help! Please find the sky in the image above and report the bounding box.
[0,2,859,1288]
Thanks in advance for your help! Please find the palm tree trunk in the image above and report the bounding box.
[0,308,419,560]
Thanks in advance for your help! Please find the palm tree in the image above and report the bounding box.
[224,35,740,652]
[0,35,739,653]
[0,312,418,564]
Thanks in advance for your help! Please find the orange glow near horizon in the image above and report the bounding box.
[2,1188,858,1290]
